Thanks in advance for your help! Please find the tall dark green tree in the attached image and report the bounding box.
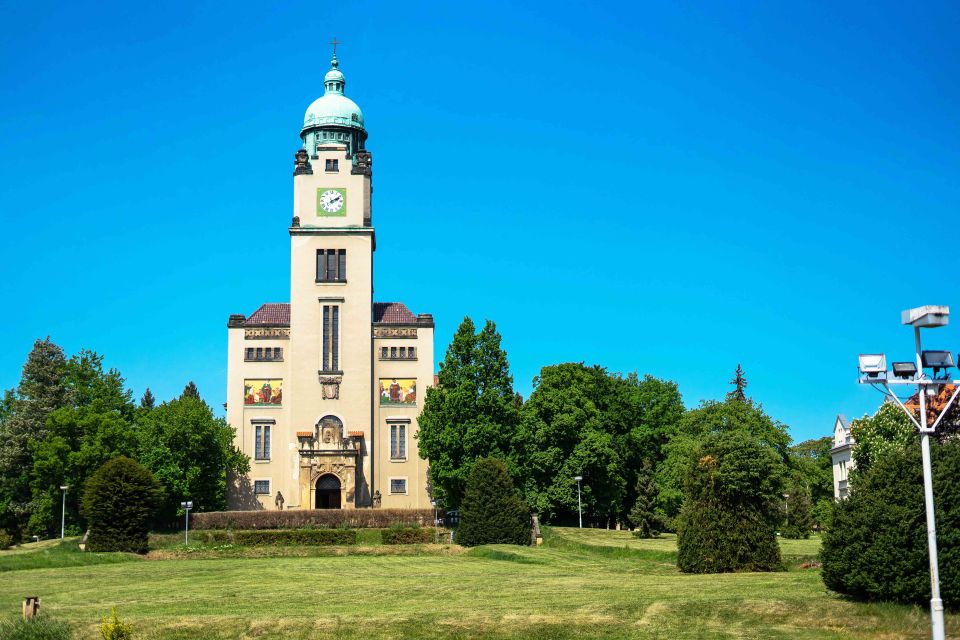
[515,364,683,526]
[656,397,791,527]
[137,392,248,521]
[628,461,662,538]
[726,364,748,403]
[456,457,530,547]
[417,317,519,507]
[781,473,813,539]
[83,456,164,553]
[140,388,156,409]
[0,338,71,537]
[821,438,960,608]
[181,381,200,399]
[676,430,784,573]
[789,436,834,505]
[26,350,138,537]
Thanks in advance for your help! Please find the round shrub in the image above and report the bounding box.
[676,431,784,573]
[821,438,960,609]
[83,457,164,554]
[456,458,530,547]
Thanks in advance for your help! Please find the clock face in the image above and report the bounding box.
[317,188,346,215]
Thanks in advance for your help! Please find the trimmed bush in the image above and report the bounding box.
[0,615,73,639]
[0,529,12,550]
[83,457,164,554]
[676,431,784,573]
[821,438,960,609]
[192,508,436,530]
[232,529,357,545]
[382,527,435,544]
[456,458,530,547]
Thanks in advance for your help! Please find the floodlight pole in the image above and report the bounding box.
[913,325,945,640]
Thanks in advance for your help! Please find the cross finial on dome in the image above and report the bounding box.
[330,37,341,67]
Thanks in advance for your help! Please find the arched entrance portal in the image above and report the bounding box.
[315,474,341,509]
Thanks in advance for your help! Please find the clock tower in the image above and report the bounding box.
[226,52,434,512]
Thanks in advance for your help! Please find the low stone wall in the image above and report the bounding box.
[192,508,438,530]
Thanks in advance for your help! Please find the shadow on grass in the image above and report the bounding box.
[540,526,678,564]
[464,547,545,564]
[0,539,141,573]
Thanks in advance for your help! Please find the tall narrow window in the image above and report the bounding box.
[325,158,339,171]
[390,423,406,459]
[316,249,346,282]
[322,305,340,371]
[255,425,271,460]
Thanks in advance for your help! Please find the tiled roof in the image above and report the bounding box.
[905,384,958,424]
[347,430,364,437]
[296,431,313,438]
[373,302,416,324]
[245,303,290,327]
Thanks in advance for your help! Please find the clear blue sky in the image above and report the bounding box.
[2,1,958,443]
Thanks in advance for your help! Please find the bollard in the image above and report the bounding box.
[22,596,41,620]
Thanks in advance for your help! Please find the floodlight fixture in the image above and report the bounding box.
[892,362,918,379]
[574,476,583,482]
[921,351,955,378]
[181,501,193,509]
[902,305,950,328]
[858,354,887,379]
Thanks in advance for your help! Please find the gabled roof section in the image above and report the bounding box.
[373,302,416,324]
[243,303,290,327]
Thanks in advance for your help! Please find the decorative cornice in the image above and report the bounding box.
[245,327,290,339]
[228,314,246,328]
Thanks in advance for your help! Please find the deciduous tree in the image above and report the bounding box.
[417,318,519,507]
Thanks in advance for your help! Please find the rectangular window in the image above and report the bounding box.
[322,305,340,371]
[246,348,282,362]
[390,478,407,494]
[316,249,346,282]
[255,424,271,460]
[325,158,339,171]
[390,423,406,459]
[399,347,406,359]
[408,347,416,359]
[381,346,388,359]
[254,480,270,495]
[390,346,397,359]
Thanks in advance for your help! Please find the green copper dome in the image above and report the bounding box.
[302,54,365,132]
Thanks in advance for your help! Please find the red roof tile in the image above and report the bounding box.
[373,302,416,324]
[245,303,290,327]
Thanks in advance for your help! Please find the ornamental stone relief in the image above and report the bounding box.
[245,327,290,340]
[373,327,417,339]
[318,376,342,400]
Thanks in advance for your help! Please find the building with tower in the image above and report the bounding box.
[225,52,435,511]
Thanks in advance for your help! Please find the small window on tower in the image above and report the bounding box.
[325,159,339,172]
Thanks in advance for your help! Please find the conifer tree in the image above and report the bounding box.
[628,461,662,538]
[0,338,70,536]
[726,364,748,402]
[181,381,200,399]
[417,317,519,507]
[140,388,156,409]
[456,457,530,546]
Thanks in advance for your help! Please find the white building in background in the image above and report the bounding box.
[830,415,855,499]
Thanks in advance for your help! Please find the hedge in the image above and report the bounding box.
[382,527,435,544]
[192,508,437,530]
[232,529,357,546]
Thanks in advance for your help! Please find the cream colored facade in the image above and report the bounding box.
[225,55,434,511]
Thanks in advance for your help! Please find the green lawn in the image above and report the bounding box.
[0,527,954,639]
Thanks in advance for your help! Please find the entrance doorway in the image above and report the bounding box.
[315,474,341,509]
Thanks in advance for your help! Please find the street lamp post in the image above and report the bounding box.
[857,305,959,640]
[59,485,69,540]
[180,501,193,545]
[574,476,583,528]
